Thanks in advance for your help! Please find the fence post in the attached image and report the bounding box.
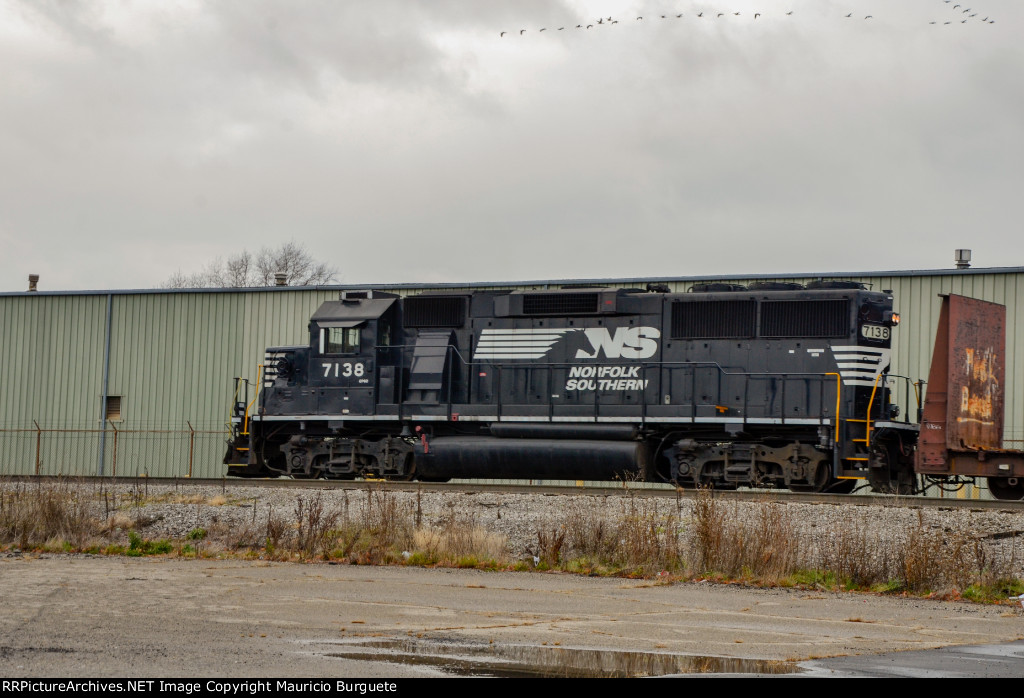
[33,420,41,476]
[187,421,195,478]
[109,421,119,478]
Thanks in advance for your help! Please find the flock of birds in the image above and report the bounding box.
[930,0,997,24]
[498,2,997,36]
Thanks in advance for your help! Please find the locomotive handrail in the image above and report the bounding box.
[319,343,916,437]
[865,372,885,450]
[245,364,262,437]
[826,372,841,442]
[885,373,920,424]
[376,342,858,426]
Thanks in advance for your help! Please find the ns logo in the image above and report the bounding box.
[574,327,660,360]
[472,325,661,361]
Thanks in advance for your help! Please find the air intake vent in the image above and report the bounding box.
[671,300,756,339]
[403,296,466,327]
[761,300,849,338]
[748,282,804,291]
[689,283,747,293]
[805,280,866,290]
[522,292,599,315]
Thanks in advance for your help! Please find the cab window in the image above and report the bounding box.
[322,327,360,354]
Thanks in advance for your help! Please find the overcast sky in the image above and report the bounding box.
[1,0,1021,292]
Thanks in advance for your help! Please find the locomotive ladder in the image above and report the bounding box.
[843,373,885,466]
[228,366,263,454]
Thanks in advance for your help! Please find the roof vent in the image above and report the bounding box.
[274,272,287,286]
[340,289,373,302]
[28,274,39,292]
[955,249,971,269]
[689,283,747,293]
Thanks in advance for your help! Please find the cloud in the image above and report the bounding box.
[0,0,1021,290]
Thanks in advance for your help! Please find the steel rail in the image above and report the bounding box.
[3,475,1021,511]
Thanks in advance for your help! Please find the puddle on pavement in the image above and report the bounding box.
[325,638,798,677]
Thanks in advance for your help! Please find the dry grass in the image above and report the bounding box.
[0,479,102,550]
[553,496,684,575]
[413,524,507,567]
[689,488,798,581]
[0,478,1020,602]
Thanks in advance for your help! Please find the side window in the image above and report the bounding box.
[322,327,361,354]
[378,319,391,347]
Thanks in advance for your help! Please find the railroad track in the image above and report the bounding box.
[7,475,1022,512]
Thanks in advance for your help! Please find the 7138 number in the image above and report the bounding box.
[322,362,365,378]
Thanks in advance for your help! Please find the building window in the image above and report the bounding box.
[105,396,122,422]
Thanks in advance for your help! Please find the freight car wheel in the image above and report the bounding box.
[988,477,1024,501]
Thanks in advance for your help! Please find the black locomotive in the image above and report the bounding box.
[225,281,920,494]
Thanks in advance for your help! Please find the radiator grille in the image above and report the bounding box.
[671,300,757,339]
[403,296,466,327]
[522,293,599,315]
[761,300,849,338]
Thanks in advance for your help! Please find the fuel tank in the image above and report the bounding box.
[414,437,650,480]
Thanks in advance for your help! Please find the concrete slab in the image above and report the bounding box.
[1,555,1021,677]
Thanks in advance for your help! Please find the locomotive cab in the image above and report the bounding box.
[307,291,399,416]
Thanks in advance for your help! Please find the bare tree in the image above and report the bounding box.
[164,242,338,288]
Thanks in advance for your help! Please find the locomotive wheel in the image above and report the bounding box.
[290,454,326,480]
[867,441,916,495]
[290,470,323,480]
[383,453,416,482]
[824,478,857,494]
[988,477,1024,501]
[789,460,832,493]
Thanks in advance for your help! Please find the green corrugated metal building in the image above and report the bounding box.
[1,265,1022,480]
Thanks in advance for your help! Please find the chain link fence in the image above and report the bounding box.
[0,424,230,479]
